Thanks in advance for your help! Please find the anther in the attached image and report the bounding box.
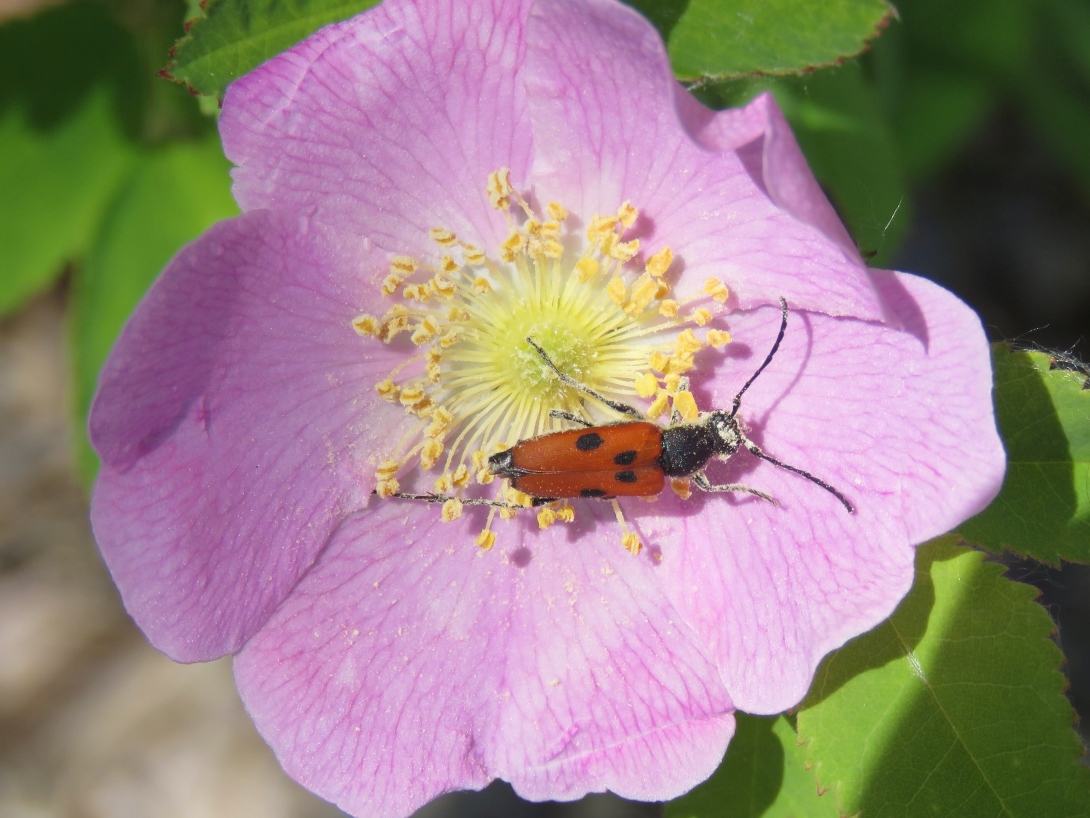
[574,258,598,282]
[375,379,399,401]
[475,528,496,550]
[676,329,703,354]
[670,478,693,500]
[403,284,431,302]
[487,168,513,211]
[673,390,699,421]
[352,314,380,336]
[440,498,463,522]
[376,459,400,480]
[390,256,418,275]
[547,202,569,221]
[610,239,640,262]
[420,440,444,469]
[645,247,673,277]
[430,275,455,298]
[607,278,626,306]
[690,308,713,326]
[659,300,679,318]
[382,274,406,295]
[647,391,670,419]
[399,384,426,407]
[429,227,458,247]
[704,277,729,302]
[707,329,732,347]
[617,201,638,229]
[537,507,557,529]
[375,478,400,498]
[634,371,659,398]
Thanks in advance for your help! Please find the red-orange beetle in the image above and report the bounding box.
[395,299,853,514]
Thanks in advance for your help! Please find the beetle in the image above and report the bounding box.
[395,298,854,514]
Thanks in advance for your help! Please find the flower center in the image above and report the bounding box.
[351,168,732,549]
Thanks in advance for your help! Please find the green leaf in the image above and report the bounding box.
[0,2,150,317]
[0,93,135,317]
[799,538,1090,817]
[167,0,381,98]
[71,136,238,482]
[665,714,839,818]
[626,0,896,82]
[958,346,1090,565]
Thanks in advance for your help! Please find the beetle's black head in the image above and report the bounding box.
[706,410,742,456]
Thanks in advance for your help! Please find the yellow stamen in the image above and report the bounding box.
[673,390,700,421]
[691,308,713,326]
[670,478,692,500]
[707,329,732,348]
[375,478,399,498]
[487,168,513,210]
[645,247,673,277]
[574,258,598,282]
[429,227,457,247]
[647,391,670,419]
[537,507,557,529]
[617,201,638,229]
[352,314,380,336]
[704,277,729,302]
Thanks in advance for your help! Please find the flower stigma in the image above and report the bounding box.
[352,168,733,551]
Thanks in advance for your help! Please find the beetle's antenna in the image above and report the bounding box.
[742,440,854,513]
[730,297,789,419]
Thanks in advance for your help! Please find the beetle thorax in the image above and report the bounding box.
[707,410,741,456]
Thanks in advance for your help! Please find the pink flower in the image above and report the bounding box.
[88,0,1005,815]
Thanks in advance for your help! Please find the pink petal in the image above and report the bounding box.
[235,502,735,817]
[90,211,408,662]
[642,271,1004,712]
[220,0,532,259]
[522,0,882,319]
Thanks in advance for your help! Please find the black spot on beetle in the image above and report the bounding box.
[615,470,638,483]
[580,488,608,497]
[613,450,637,465]
[576,432,604,451]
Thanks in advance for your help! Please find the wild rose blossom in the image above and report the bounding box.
[88,0,1006,815]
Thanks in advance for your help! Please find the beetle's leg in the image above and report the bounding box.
[741,441,854,513]
[692,472,777,504]
[384,491,526,509]
[549,409,593,428]
[526,337,646,420]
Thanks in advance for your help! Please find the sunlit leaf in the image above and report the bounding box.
[958,346,1090,565]
[665,714,839,818]
[628,0,896,81]
[0,94,134,317]
[167,0,381,98]
[799,538,1090,816]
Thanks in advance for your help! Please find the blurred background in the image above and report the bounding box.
[1,0,1088,815]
